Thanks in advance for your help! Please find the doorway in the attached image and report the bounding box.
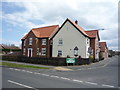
[28,48,32,57]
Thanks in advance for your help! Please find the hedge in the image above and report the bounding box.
[2,55,92,66]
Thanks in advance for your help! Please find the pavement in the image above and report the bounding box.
[62,56,119,70]
[1,55,119,89]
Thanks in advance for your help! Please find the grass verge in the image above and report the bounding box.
[0,62,49,69]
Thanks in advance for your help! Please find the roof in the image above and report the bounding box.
[22,25,59,40]
[85,30,100,40]
[0,44,20,50]
[22,18,101,41]
[67,19,89,37]
[22,33,28,40]
[52,18,89,39]
[99,42,107,52]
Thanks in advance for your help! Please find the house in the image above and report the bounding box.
[21,18,102,59]
[21,25,59,57]
[85,30,100,61]
[52,18,90,58]
[99,42,108,59]
[0,44,20,54]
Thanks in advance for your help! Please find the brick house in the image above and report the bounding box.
[85,30,100,60]
[21,18,102,60]
[21,25,59,57]
[99,42,108,59]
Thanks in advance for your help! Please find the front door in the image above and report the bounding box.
[28,48,32,57]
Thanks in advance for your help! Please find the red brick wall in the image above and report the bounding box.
[90,39,95,59]
[22,31,51,58]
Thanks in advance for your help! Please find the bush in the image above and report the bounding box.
[89,55,94,62]
[99,53,104,60]
[2,55,92,66]
[2,55,18,61]
[67,55,70,58]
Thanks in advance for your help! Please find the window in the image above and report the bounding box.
[42,39,46,45]
[24,39,26,46]
[87,39,89,44]
[23,48,26,55]
[36,38,38,44]
[29,38,32,45]
[58,39,63,45]
[41,48,46,56]
[58,50,62,56]
[37,48,39,55]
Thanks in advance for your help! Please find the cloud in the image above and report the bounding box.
[0,38,21,47]
[2,0,119,50]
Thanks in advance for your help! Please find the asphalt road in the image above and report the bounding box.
[2,56,119,89]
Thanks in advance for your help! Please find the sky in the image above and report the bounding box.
[1,0,119,51]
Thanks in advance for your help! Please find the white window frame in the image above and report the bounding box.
[36,38,38,44]
[41,48,46,56]
[42,39,46,45]
[29,38,32,45]
[58,39,63,45]
[37,48,39,55]
[58,50,62,56]
[87,39,89,44]
[27,48,33,57]
[24,39,26,46]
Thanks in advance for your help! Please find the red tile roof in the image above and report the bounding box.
[67,18,89,37]
[22,33,28,40]
[85,30,100,40]
[22,19,101,41]
[99,42,107,52]
[0,44,20,49]
[22,25,59,40]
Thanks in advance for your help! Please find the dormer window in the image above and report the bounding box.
[29,38,32,45]
[42,39,46,45]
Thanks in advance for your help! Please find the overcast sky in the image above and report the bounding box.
[1,0,119,51]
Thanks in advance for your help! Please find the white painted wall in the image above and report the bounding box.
[52,21,90,58]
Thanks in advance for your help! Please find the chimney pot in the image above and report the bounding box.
[75,20,78,24]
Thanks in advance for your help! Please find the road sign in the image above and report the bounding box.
[66,58,76,63]
[88,47,92,53]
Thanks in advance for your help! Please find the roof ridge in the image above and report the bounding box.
[85,30,98,32]
[67,18,89,37]
[32,25,59,30]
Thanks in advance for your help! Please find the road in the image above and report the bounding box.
[2,56,119,89]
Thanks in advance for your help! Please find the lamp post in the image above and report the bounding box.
[74,46,78,57]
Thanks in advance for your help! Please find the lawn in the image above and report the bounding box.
[0,62,49,69]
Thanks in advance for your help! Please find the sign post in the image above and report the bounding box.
[66,58,76,66]
[88,47,93,56]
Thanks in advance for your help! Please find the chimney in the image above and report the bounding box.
[75,20,78,24]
